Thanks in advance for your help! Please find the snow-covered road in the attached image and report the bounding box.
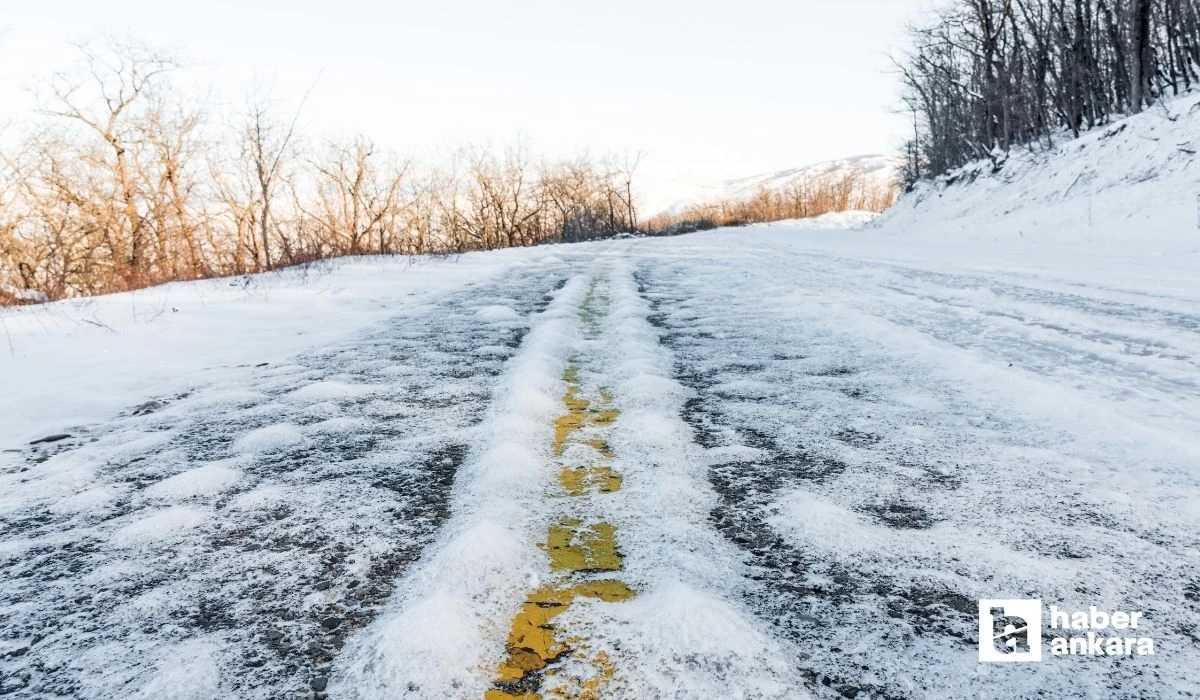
[2,226,1198,698]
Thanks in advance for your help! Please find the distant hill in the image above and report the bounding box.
[659,154,903,217]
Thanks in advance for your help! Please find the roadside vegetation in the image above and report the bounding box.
[0,41,641,305]
[0,39,896,307]
[896,0,1200,185]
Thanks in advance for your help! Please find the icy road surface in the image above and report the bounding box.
[2,227,1199,699]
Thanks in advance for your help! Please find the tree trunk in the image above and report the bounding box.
[1131,0,1153,111]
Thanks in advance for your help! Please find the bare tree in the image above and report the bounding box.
[240,82,312,270]
[0,41,649,304]
[897,0,1200,182]
[1130,0,1153,110]
[38,40,178,286]
[303,137,408,255]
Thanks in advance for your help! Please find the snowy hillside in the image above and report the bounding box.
[719,153,902,198]
[659,153,902,215]
[875,92,1200,254]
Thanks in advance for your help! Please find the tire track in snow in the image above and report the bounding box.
[768,252,1200,449]
[631,264,911,700]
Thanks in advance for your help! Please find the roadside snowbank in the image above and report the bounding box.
[874,92,1200,254]
[726,96,1199,320]
[0,250,553,448]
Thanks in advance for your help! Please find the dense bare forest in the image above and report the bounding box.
[0,43,642,304]
[898,0,1200,184]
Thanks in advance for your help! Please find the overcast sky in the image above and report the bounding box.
[0,0,933,208]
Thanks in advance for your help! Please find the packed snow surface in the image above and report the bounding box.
[2,101,1199,698]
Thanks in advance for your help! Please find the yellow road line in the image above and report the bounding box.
[486,283,635,699]
[559,466,621,496]
[543,519,621,573]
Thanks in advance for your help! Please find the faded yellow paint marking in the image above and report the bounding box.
[489,581,635,699]
[543,649,616,700]
[494,587,572,680]
[582,438,613,459]
[543,519,621,573]
[578,283,604,337]
[559,466,622,496]
[553,386,590,456]
[485,691,538,700]
[553,369,621,457]
[588,408,619,427]
[487,286,633,700]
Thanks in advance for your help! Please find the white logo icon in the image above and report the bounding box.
[978,599,1042,662]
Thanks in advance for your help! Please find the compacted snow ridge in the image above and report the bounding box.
[332,261,805,698]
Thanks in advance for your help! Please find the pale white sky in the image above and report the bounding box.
[0,0,931,209]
